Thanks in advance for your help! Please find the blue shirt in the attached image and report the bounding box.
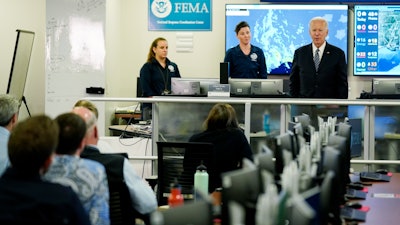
[43,155,110,225]
[0,127,10,176]
[224,45,267,79]
[140,58,181,97]
[122,157,158,214]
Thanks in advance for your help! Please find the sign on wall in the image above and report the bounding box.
[148,0,212,31]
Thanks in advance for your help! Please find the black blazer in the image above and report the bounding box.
[289,42,348,99]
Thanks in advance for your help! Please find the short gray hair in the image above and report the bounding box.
[0,94,20,126]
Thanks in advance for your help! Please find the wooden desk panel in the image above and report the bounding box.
[355,173,400,225]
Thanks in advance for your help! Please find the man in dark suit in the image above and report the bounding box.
[289,16,348,99]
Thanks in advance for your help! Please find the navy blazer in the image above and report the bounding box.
[289,42,348,99]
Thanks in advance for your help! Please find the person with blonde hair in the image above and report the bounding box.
[139,37,181,118]
[189,103,253,190]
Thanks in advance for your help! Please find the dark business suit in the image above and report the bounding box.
[289,42,348,99]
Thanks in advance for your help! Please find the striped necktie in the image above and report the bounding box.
[314,48,320,71]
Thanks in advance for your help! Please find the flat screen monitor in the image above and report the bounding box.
[288,195,316,225]
[250,79,284,95]
[229,78,252,95]
[225,4,348,75]
[321,146,342,223]
[276,130,298,160]
[170,77,220,95]
[221,167,261,225]
[371,78,400,95]
[354,5,400,76]
[171,78,201,95]
[327,135,350,187]
[229,78,284,96]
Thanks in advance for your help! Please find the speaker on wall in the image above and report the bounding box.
[220,62,229,84]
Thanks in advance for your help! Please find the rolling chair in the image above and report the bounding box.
[105,153,150,225]
[156,141,215,206]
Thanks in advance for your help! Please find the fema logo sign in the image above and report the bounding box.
[151,0,172,18]
[148,0,212,31]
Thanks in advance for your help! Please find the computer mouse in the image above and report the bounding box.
[346,202,362,209]
[376,169,388,175]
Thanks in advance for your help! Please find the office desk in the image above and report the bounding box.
[353,173,400,225]
[109,124,151,138]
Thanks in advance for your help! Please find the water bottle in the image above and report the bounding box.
[194,160,209,200]
[263,109,271,134]
[168,178,184,207]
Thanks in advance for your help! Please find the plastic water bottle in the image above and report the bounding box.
[263,110,271,134]
[194,161,209,200]
[168,178,184,207]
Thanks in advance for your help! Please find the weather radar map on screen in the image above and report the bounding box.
[225,4,348,75]
[354,5,400,76]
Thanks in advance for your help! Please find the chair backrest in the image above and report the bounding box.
[105,152,149,225]
[156,141,215,206]
[109,180,136,225]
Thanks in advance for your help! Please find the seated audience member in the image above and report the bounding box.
[72,106,158,220]
[0,115,91,225]
[73,100,114,153]
[43,112,110,225]
[189,103,254,190]
[0,94,19,175]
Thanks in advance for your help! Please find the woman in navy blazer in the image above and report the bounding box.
[289,17,348,99]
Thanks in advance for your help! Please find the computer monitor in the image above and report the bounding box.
[288,195,316,225]
[171,78,201,95]
[255,146,275,174]
[321,146,343,224]
[354,5,400,77]
[250,79,284,95]
[229,78,252,95]
[300,185,321,225]
[293,113,312,142]
[229,78,284,96]
[372,78,400,95]
[221,167,262,225]
[225,4,348,76]
[327,134,350,185]
[320,170,335,225]
[276,130,298,160]
[336,122,352,172]
[347,118,362,158]
[170,77,220,95]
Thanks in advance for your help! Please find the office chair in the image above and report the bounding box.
[105,153,150,225]
[156,141,215,206]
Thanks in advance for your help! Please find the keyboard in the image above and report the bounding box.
[360,172,391,182]
[345,189,366,200]
[341,207,367,222]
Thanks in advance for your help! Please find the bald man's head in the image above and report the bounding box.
[72,106,98,144]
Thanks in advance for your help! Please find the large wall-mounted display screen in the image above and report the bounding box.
[225,4,348,76]
[354,5,400,76]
